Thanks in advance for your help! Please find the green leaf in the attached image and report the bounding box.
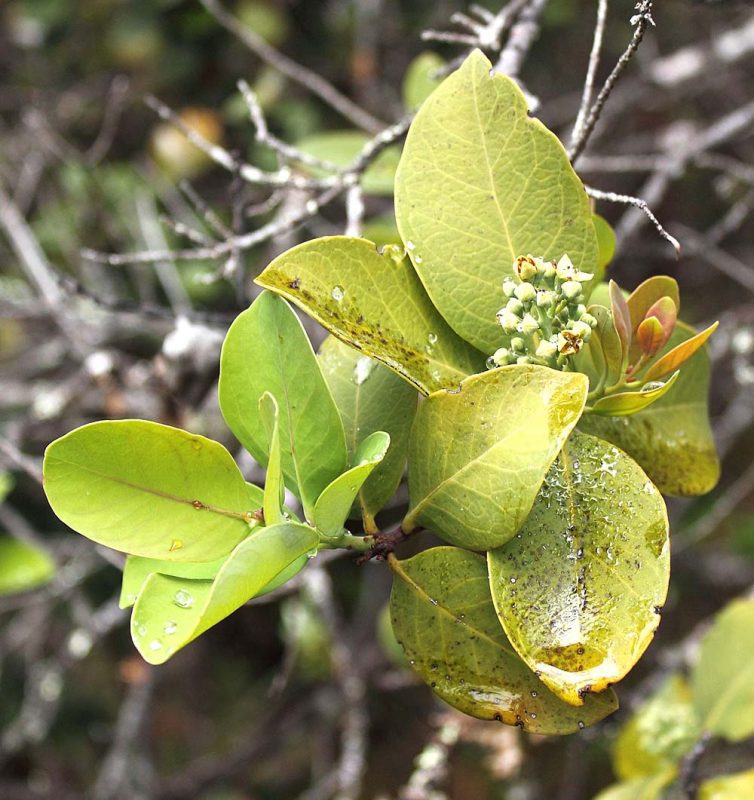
[613,675,701,780]
[590,371,680,416]
[402,51,445,111]
[0,536,55,596]
[699,769,754,800]
[219,291,347,519]
[319,336,417,527]
[592,769,676,800]
[594,214,617,273]
[44,420,255,562]
[573,305,623,393]
[313,432,390,536]
[131,522,318,665]
[259,392,284,526]
[389,546,618,734]
[488,431,669,706]
[394,49,599,352]
[0,472,14,504]
[119,554,227,609]
[691,598,754,742]
[257,236,485,395]
[405,366,588,550]
[296,131,400,195]
[579,322,720,496]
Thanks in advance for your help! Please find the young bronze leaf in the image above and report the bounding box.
[580,322,720,496]
[405,365,588,550]
[219,291,347,519]
[44,420,255,562]
[609,280,632,359]
[319,336,417,527]
[488,431,669,706]
[644,321,719,382]
[131,522,318,665]
[395,49,599,352]
[627,277,681,334]
[257,236,485,395]
[389,547,618,734]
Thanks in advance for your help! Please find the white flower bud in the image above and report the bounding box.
[576,304,587,318]
[514,282,537,302]
[511,337,525,352]
[502,277,517,297]
[556,254,576,280]
[535,340,558,359]
[520,313,540,334]
[570,320,593,339]
[516,355,532,365]
[536,290,555,308]
[561,281,582,300]
[492,347,512,365]
[499,311,519,333]
[580,313,597,328]
[505,298,524,315]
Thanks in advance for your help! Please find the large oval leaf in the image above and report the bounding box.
[0,536,55,596]
[488,431,669,706]
[257,236,485,395]
[389,547,618,734]
[405,366,588,550]
[44,420,255,562]
[691,598,754,742]
[394,49,599,352]
[131,522,318,665]
[219,291,347,519]
[580,322,720,496]
[319,336,417,527]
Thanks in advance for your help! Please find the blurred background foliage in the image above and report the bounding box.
[1,1,754,798]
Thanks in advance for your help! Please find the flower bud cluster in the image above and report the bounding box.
[488,254,597,371]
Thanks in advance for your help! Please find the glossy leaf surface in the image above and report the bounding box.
[590,371,680,416]
[395,49,599,352]
[389,547,618,734]
[580,322,720,496]
[319,336,417,525]
[257,236,485,394]
[313,432,390,536]
[44,420,254,561]
[691,598,754,742]
[132,522,318,664]
[219,291,347,518]
[488,431,669,705]
[406,366,588,550]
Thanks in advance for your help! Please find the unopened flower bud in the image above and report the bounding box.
[556,255,576,280]
[520,313,540,334]
[511,337,525,352]
[516,355,532,365]
[536,290,555,308]
[561,281,582,300]
[536,340,558,360]
[515,256,539,281]
[498,311,519,333]
[580,313,597,328]
[514,282,537,302]
[502,277,517,297]
[505,298,524,315]
[576,304,587,318]
[570,320,593,339]
[492,347,512,366]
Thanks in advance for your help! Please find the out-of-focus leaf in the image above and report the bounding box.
[402,51,445,110]
[394,50,599,352]
[613,675,701,780]
[389,546,618,734]
[594,214,617,272]
[219,291,347,519]
[257,236,486,395]
[699,769,754,800]
[44,421,254,562]
[488,431,669,706]
[592,769,676,800]
[0,536,55,596]
[296,131,400,195]
[405,366,588,550]
[691,598,754,742]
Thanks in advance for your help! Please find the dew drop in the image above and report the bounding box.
[353,356,375,386]
[641,381,665,393]
[331,285,345,302]
[149,639,163,651]
[414,255,423,264]
[486,356,497,370]
[163,621,178,635]
[174,589,194,608]
[509,576,517,584]
[405,240,416,251]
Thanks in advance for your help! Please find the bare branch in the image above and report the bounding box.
[570,0,609,151]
